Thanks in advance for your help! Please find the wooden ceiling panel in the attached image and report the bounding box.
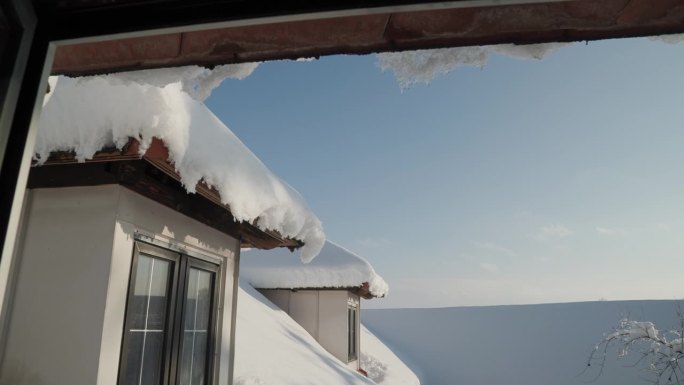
[53,34,183,74]
[175,15,390,64]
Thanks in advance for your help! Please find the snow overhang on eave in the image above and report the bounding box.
[50,0,684,77]
[28,137,304,251]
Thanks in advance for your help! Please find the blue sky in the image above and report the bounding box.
[207,36,684,308]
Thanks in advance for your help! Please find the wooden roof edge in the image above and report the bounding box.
[257,281,379,299]
[355,282,379,300]
[33,137,305,251]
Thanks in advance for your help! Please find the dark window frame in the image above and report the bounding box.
[347,304,358,362]
[118,241,221,385]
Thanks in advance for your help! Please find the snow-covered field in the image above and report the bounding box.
[234,281,418,385]
[363,300,683,385]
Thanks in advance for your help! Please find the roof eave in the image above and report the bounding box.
[31,137,304,251]
[256,281,381,299]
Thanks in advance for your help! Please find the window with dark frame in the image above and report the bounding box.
[119,242,221,385]
[347,305,357,362]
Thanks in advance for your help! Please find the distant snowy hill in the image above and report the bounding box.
[363,300,683,385]
[234,281,418,385]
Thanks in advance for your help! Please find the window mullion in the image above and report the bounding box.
[169,254,189,385]
[161,252,180,385]
[137,257,156,385]
[188,268,200,384]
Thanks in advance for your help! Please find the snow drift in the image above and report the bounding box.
[234,281,374,385]
[361,325,420,385]
[35,68,325,261]
[241,240,389,297]
[234,280,417,385]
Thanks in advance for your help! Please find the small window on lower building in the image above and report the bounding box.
[347,305,358,362]
[119,242,220,385]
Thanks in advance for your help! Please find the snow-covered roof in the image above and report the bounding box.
[35,67,325,261]
[241,241,389,298]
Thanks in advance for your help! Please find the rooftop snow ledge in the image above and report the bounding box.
[35,72,325,262]
[378,42,571,89]
[241,240,389,298]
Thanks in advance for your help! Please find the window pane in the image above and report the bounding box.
[348,308,357,360]
[121,255,171,385]
[179,268,214,385]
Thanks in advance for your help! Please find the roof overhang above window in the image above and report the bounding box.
[45,0,684,77]
[28,137,303,250]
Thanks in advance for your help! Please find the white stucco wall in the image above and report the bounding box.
[289,291,319,339]
[0,186,119,385]
[0,185,239,385]
[317,291,347,364]
[261,289,290,313]
[260,289,360,369]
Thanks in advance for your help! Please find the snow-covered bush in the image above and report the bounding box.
[588,309,684,384]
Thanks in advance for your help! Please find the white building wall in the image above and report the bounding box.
[0,186,119,385]
[261,290,290,313]
[0,185,240,385]
[96,219,136,385]
[288,290,319,339]
[318,291,349,365]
